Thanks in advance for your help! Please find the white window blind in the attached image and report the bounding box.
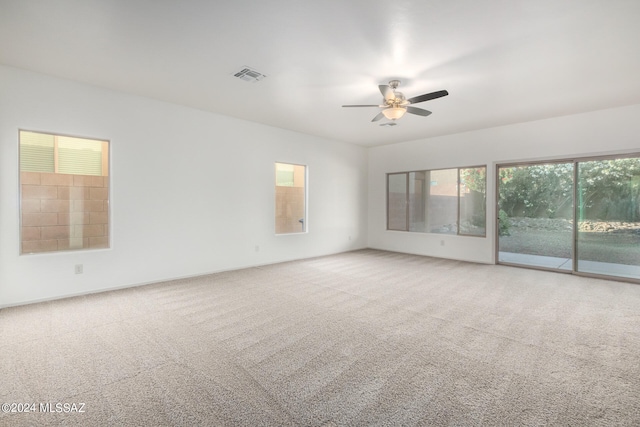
[58,138,103,176]
[19,131,55,173]
[19,131,106,176]
[275,163,295,187]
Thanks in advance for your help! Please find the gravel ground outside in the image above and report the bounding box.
[499,217,640,265]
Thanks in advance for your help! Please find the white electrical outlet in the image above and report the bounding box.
[255,245,260,252]
[440,240,445,246]
[75,264,83,274]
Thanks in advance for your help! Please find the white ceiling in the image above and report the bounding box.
[1,0,639,147]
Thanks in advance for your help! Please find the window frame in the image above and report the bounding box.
[496,151,640,283]
[274,161,308,235]
[18,129,111,255]
[386,164,487,237]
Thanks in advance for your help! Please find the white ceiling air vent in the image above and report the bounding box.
[233,66,267,82]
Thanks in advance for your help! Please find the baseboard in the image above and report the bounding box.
[0,246,368,309]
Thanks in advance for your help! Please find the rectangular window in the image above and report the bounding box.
[19,130,110,254]
[275,162,306,234]
[386,166,486,237]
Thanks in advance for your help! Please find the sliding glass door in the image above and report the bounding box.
[576,158,640,279]
[498,155,640,281]
[497,162,574,270]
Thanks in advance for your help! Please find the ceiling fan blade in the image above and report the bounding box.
[406,106,432,117]
[342,104,383,107]
[371,112,385,122]
[379,85,394,102]
[407,90,449,104]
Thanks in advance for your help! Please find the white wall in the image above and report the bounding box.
[368,104,640,263]
[4,65,639,307]
[0,66,368,307]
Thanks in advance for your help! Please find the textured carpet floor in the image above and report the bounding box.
[1,249,640,426]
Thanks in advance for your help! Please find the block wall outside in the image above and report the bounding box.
[387,192,407,230]
[20,172,109,254]
[275,186,305,234]
[387,194,458,231]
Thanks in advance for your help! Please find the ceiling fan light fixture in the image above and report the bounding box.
[382,107,407,120]
[342,80,448,123]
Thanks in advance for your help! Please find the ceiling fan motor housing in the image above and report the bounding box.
[385,81,406,107]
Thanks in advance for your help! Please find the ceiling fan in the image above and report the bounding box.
[342,80,448,122]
